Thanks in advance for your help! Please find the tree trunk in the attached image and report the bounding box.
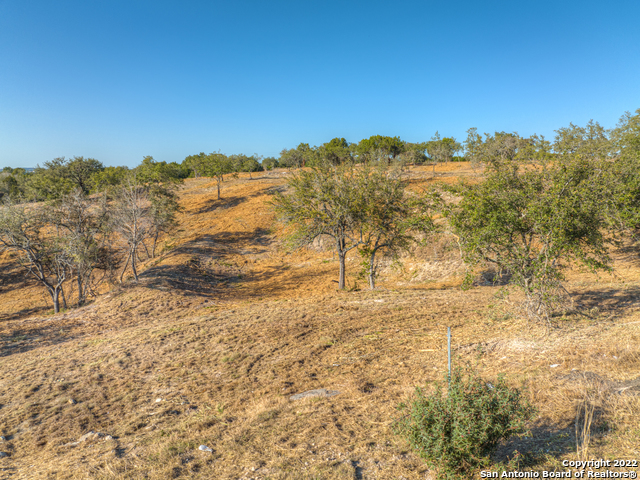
[152,233,159,258]
[338,253,346,290]
[217,181,221,200]
[142,241,151,259]
[77,275,84,307]
[51,288,60,314]
[131,247,139,281]
[120,252,131,283]
[368,251,376,289]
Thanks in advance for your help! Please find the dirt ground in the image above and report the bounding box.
[1,163,639,479]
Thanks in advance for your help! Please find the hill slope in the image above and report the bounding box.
[1,164,639,479]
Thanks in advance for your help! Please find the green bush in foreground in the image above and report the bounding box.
[394,364,536,479]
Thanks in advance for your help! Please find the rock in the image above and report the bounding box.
[199,445,213,453]
[550,364,560,368]
[0,436,6,441]
[290,388,341,401]
[77,431,106,443]
[0,452,8,458]
[105,435,114,441]
[68,399,77,405]
[155,398,162,403]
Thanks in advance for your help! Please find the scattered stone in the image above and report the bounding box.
[155,398,162,403]
[199,445,213,453]
[78,431,105,443]
[0,452,8,458]
[68,399,77,405]
[105,435,114,441]
[550,364,560,368]
[0,436,6,441]
[290,388,341,401]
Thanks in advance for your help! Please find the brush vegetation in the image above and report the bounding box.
[1,109,640,479]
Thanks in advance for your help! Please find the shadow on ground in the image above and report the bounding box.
[0,321,77,358]
[140,228,279,298]
[571,285,640,318]
[494,422,576,471]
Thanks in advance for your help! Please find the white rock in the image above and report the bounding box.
[550,364,560,368]
[198,445,213,452]
[155,398,162,403]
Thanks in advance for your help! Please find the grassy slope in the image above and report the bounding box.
[1,164,639,479]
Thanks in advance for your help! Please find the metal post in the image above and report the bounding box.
[447,326,452,389]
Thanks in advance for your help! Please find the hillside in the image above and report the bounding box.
[1,163,639,479]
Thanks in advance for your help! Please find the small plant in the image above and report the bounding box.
[394,364,536,479]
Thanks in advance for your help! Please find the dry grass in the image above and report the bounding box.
[1,163,640,479]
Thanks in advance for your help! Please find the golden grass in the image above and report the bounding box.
[1,163,639,479]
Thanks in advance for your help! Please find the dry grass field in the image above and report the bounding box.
[1,163,639,479]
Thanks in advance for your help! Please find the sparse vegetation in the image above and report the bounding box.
[395,364,536,479]
[1,109,640,479]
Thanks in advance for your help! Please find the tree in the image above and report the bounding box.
[135,156,186,185]
[279,143,315,168]
[554,120,611,160]
[399,142,429,166]
[205,152,233,199]
[52,190,115,306]
[357,165,435,288]
[24,157,104,200]
[0,200,71,313]
[463,127,484,171]
[604,109,640,238]
[111,177,153,282]
[231,154,264,179]
[183,152,209,178]
[0,174,21,199]
[63,157,105,194]
[319,138,352,165]
[27,161,76,200]
[356,135,404,164]
[272,162,364,290]
[262,156,279,171]
[426,132,461,173]
[442,153,611,322]
[90,166,129,193]
[148,186,181,258]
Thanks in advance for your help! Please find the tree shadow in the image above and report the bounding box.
[613,242,640,267]
[195,195,248,214]
[193,185,282,214]
[0,260,32,293]
[0,321,78,358]
[139,228,276,297]
[0,305,51,322]
[570,285,640,318]
[0,261,51,321]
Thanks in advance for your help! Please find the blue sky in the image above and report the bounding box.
[1,0,639,168]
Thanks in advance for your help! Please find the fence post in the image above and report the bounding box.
[447,326,452,389]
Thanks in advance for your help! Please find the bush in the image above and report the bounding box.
[394,364,536,479]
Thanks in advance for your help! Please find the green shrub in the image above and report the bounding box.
[394,364,536,479]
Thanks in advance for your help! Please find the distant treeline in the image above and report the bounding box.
[0,133,463,200]
[0,118,629,201]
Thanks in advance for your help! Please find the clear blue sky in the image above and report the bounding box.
[1,0,638,168]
